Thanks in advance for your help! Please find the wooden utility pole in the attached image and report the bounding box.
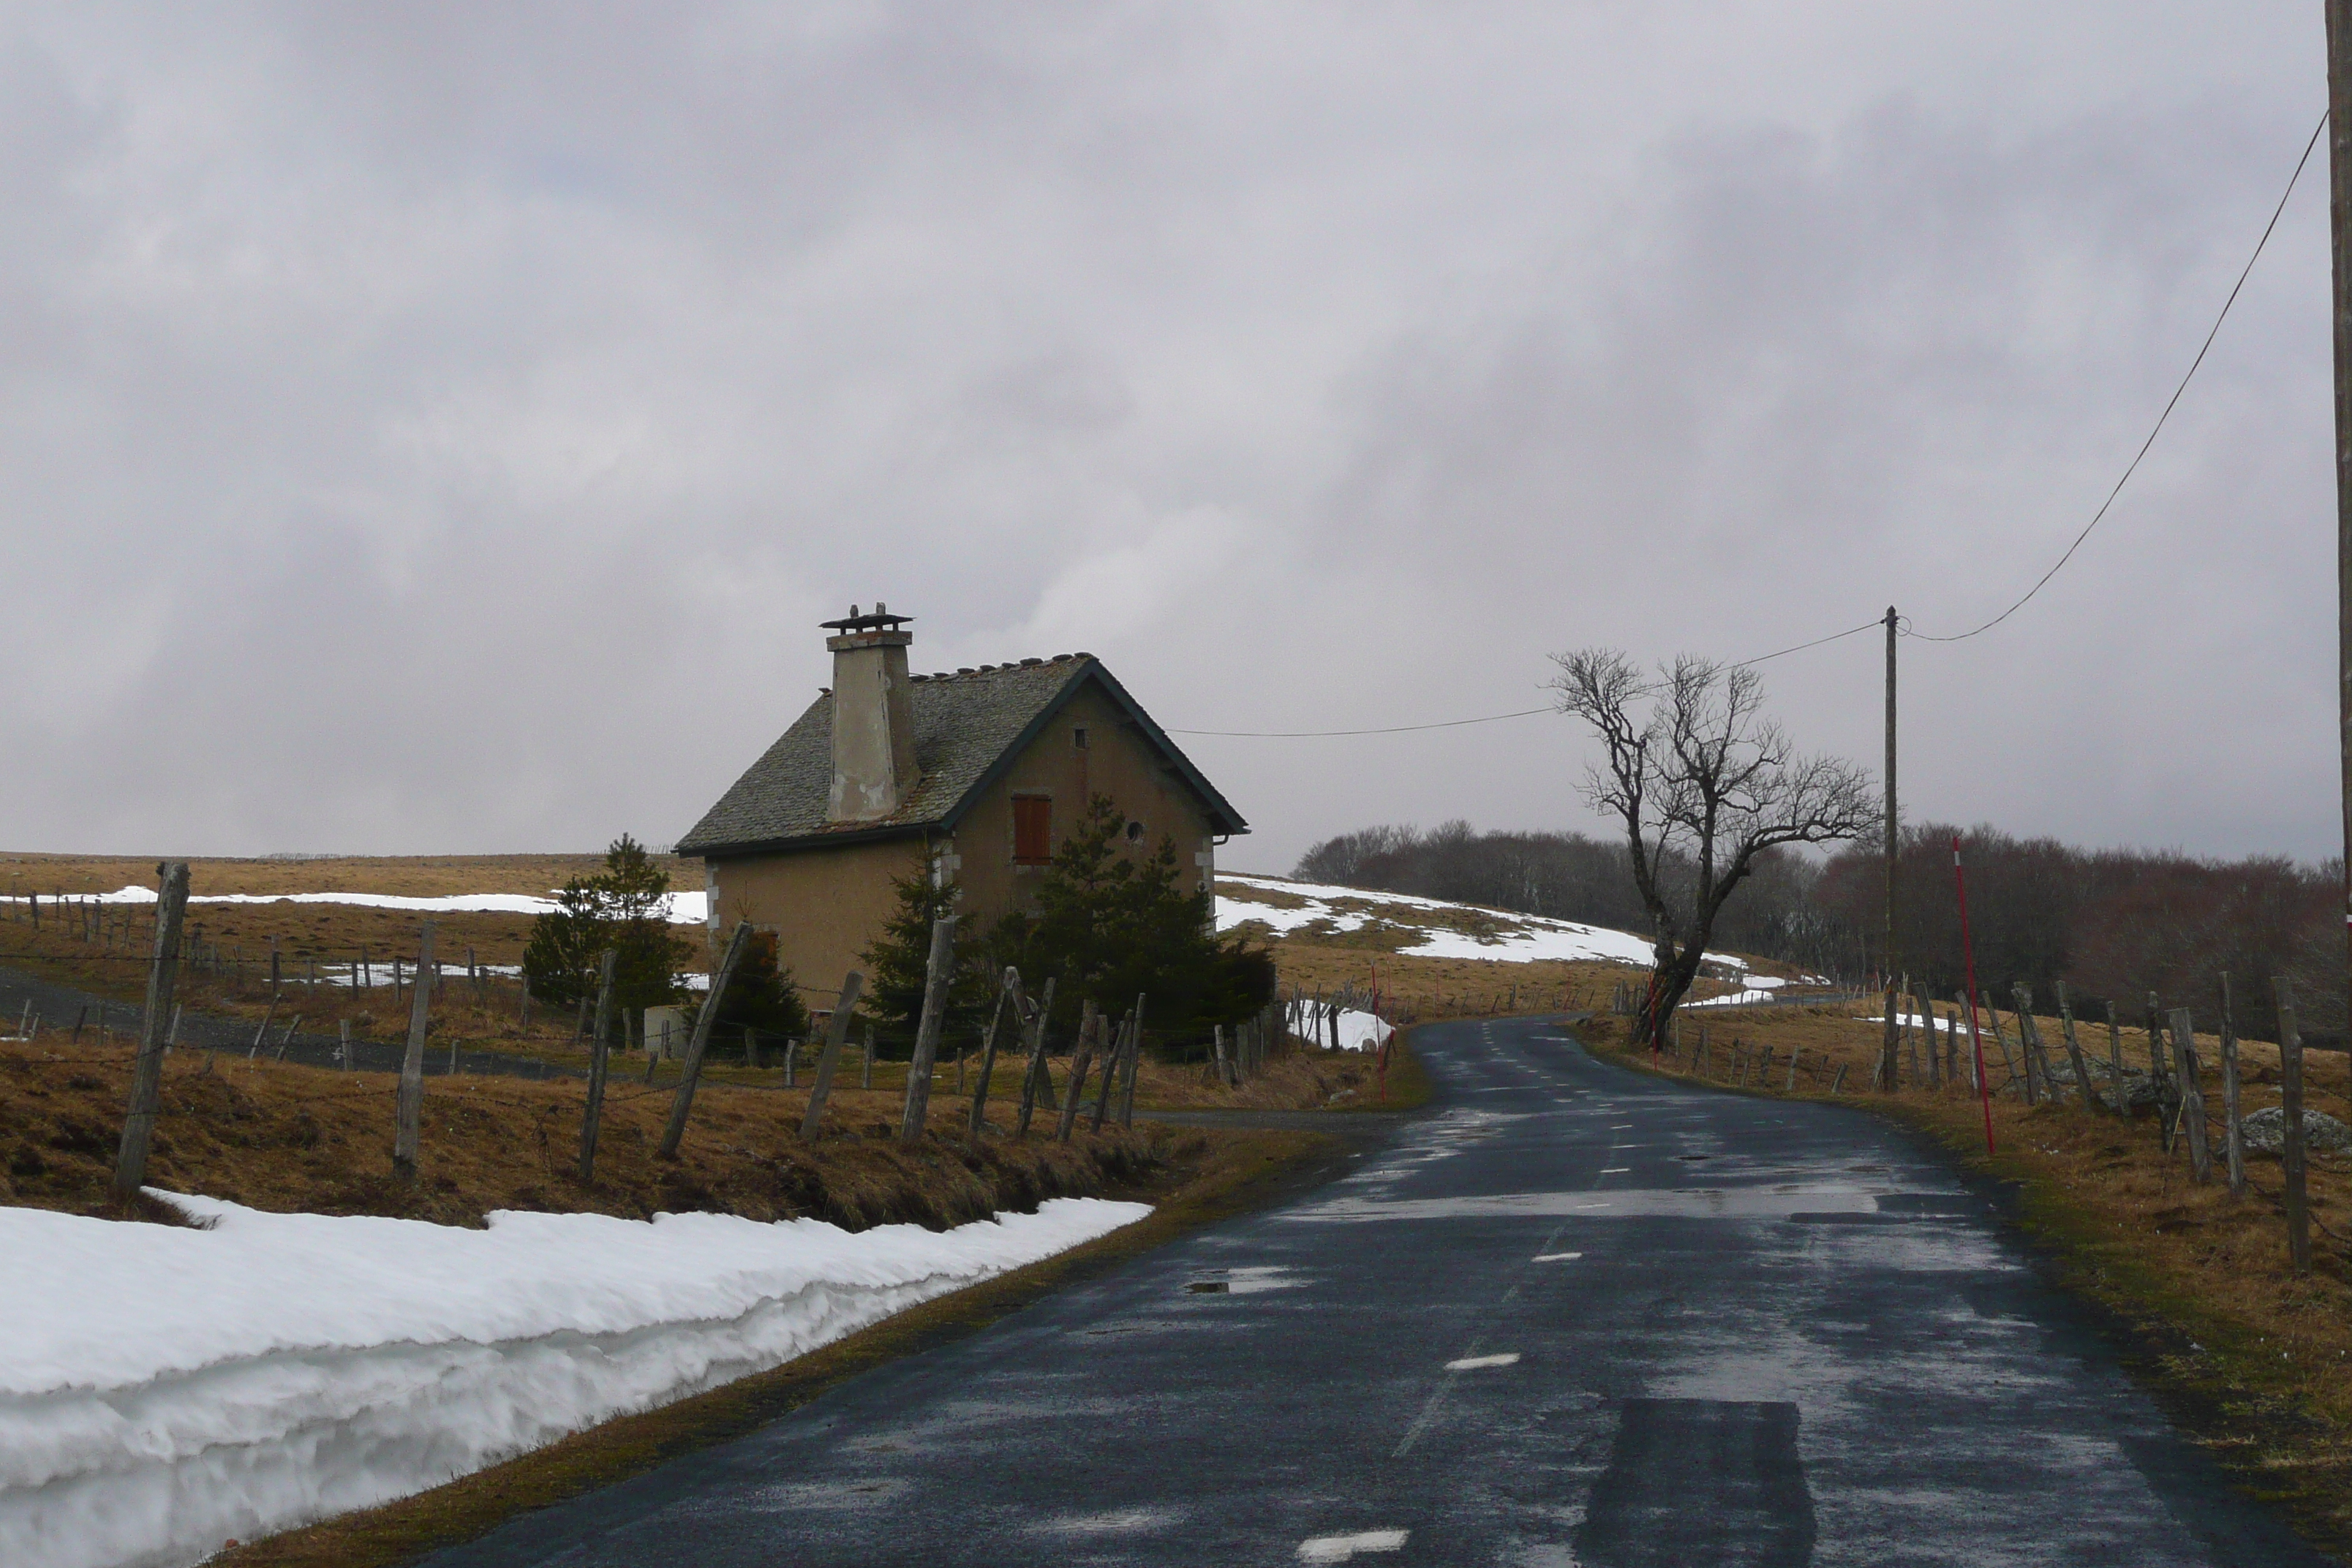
[1879,605,1900,1091]
[2332,1,2352,1008]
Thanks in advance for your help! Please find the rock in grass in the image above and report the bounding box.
[2239,1106,2352,1156]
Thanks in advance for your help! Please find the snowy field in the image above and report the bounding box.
[2,886,710,924]
[1215,873,1741,973]
[0,1195,1147,1568]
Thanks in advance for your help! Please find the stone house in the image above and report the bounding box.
[675,606,1248,1007]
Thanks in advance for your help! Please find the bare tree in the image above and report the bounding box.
[1550,649,1877,1049]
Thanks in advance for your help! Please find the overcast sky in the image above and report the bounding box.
[0,3,2338,872]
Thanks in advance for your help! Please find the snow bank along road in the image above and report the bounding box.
[416,1018,2317,1567]
[0,1199,1149,1568]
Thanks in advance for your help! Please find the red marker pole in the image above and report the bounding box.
[1953,834,1994,1155]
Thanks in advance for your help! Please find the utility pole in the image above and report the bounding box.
[2329,2,2352,1004]
[1879,605,1900,1091]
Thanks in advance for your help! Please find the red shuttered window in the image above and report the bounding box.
[1013,796,1052,864]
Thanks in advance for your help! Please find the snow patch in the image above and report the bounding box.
[10,887,709,925]
[0,1195,1146,1568]
[1216,874,1735,971]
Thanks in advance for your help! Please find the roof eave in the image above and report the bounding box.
[682,820,938,860]
[934,659,1250,837]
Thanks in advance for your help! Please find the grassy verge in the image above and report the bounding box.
[211,1124,1345,1568]
[1580,1006,2352,1558]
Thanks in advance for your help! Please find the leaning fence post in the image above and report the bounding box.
[899,913,958,1144]
[1118,993,1146,1128]
[577,949,618,1184]
[2010,985,2041,1105]
[2056,982,2094,1112]
[1090,1010,1128,1134]
[2274,976,2313,1273]
[392,921,436,1180]
[799,971,867,1142]
[2220,974,2244,1198]
[968,968,1021,1137]
[1057,1003,1102,1143]
[659,921,755,1158]
[112,862,189,1199]
[1014,976,1057,1135]
[2168,1008,2212,1183]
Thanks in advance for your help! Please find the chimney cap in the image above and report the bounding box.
[820,603,913,633]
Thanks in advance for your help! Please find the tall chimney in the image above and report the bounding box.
[823,603,919,822]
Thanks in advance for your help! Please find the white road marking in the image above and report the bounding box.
[1600,1166,1631,1174]
[1445,1352,1521,1371]
[1533,1251,1583,1262]
[1300,1530,1409,1562]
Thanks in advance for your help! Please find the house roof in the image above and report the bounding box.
[676,654,1248,858]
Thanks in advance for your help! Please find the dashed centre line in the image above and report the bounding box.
[1532,1251,1583,1262]
[1445,1352,1521,1371]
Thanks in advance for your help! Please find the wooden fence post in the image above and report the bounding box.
[2274,976,2313,1273]
[2220,974,2245,1198]
[1090,1010,1129,1134]
[798,971,868,1141]
[2056,982,2094,1112]
[967,968,1021,1137]
[1057,1004,1102,1143]
[1014,976,1058,1136]
[2168,1007,2212,1183]
[1980,990,2020,1092]
[339,1017,352,1071]
[659,921,755,1158]
[576,949,618,1184]
[862,1025,874,1089]
[392,921,435,1180]
[1213,1024,1229,1086]
[2106,1000,2127,1118]
[898,914,958,1145]
[112,862,189,1199]
[2010,985,2043,1104]
[1119,993,1146,1128]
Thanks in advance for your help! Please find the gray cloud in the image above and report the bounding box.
[0,2,2334,871]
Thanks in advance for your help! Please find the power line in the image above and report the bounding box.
[1175,111,2326,737]
[1166,707,1553,738]
[1908,108,2328,644]
[1732,619,1886,668]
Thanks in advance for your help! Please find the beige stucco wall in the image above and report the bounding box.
[702,681,1223,1007]
[944,683,1218,922]
[706,836,922,1011]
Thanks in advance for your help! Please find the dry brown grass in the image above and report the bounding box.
[0,1039,1185,1232]
[0,850,660,900]
[1586,1000,2352,1545]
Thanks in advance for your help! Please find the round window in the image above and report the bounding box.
[1125,820,1145,842]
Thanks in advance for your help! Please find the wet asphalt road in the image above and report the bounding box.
[421,1015,2325,1567]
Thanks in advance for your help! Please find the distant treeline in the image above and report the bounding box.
[1293,821,2347,1043]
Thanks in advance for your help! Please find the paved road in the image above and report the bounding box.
[422,1015,2325,1567]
